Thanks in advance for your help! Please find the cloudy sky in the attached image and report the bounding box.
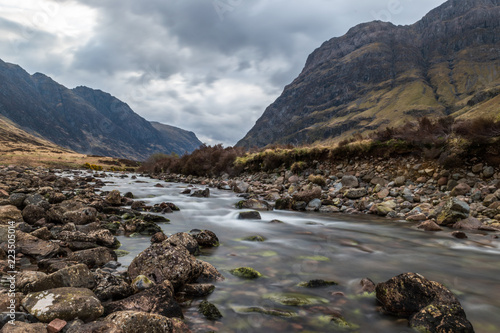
[0,0,447,145]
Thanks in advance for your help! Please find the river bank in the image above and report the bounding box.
[0,163,498,332]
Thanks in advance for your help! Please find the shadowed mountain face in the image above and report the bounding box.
[0,60,201,160]
[237,0,500,148]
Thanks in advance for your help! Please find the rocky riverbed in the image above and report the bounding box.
[0,159,497,332]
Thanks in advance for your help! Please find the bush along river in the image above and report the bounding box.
[0,166,499,332]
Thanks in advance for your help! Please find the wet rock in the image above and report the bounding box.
[233,181,249,193]
[189,229,219,247]
[0,322,48,333]
[451,231,468,239]
[197,260,225,282]
[306,198,322,211]
[237,211,261,220]
[359,278,376,293]
[229,267,262,279]
[128,241,203,290]
[236,199,271,211]
[122,219,162,235]
[437,198,470,226]
[274,197,293,210]
[15,271,48,291]
[190,188,210,198]
[150,232,167,243]
[167,232,200,255]
[68,247,117,268]
[105,190,122,206]
[198,300,222,320]
[375,272,473,332]
[105,280,183,319]
[105,311,175,333]
[93,269,134,302]
[9,193,27,209]
[417,220,443,232]
[141,214,170,223]
[181,283,215,297]
[0,205,23,224]
[265,292,327,306]
[30,227,52,240]
[450,183,471,197]
[344,188,367,199]
[24,264,95,293]
[22,287,104,323]
[24,194,49,209]
[341,175,358,188]
[297,279,338,288]
[47,201,97,225]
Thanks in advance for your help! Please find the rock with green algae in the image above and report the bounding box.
[235,306,296,318]
[265,292,329,306]
[199,300,222,320]
[114,249,130,257]
[238,211,262,220]
[229,267,262,279]
[297,279,338,288]
[242,235,266,242]
[131,275,155,292]
[105,310,188,332]
[22,287,104,322]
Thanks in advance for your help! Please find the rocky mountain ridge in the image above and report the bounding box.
[237,0,500,148]
[0,60,202,160]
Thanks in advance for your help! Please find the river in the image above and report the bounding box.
[94,172,500,333]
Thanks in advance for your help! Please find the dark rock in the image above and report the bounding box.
[376,272,473,332]
[189,229,219,247]
[167,232,200,255]
[8,193,27,208]
[105,190,122,206]
[236,199,271,211]
[105,311,188,333]
[344,188,367,199]
[0,321,48,333]
[150,232,167,243]
[197,260,225,282]
[359,278,376,293]
[105,280,183,319]
[93,269,133,302]
[451,231,468,239]
[237,211,261,220]
[141,214,169,223]
[274,197,293,210]
[68,247,117,268]
[292,187,322,203]
[22,205,47,225]
[65,321,123,333]
[122,219,162,235]
[198,300,222,320]
[15,230,60,259]
[297,279,338,288]
[190,188,210,198]
[437,198,470,226]
[229,267,262,279]
[181,283,215,297]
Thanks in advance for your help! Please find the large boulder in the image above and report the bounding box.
[15,231,60,259]
[0,205,23,224]
[197,260,225,282]
[47,201,97,225]
[24,263,95,293]
[22,205,47,224]
[189,229,219,248]
[105,190,123,206]
[22,287,104,323]
[437,198,470,226]
[68,247,117,268]
[128,241,203,290]
[166,232,200,256]
[376,273,474,332]
[104,280,183,319]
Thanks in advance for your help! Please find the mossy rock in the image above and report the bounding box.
[242,235,266,242]
[102,221,121,234]
[229,267,262,279]
[235,306,297,318]
[265,292,329,306]
[114,250,130,257]
[331,316,360,330]
[199,300,222,320]
[297,279,338,288]
[249,250,278,257]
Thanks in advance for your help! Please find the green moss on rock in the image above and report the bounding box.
[229,267,262,279]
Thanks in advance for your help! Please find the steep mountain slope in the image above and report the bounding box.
[237,0,500,148]
[150,121,201,155]
[0,60,201,160]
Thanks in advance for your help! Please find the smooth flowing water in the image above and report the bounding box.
[97,173,500,333]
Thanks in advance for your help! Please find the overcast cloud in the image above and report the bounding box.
[0,0,446,145]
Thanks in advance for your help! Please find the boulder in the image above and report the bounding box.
[105,190,122,206]
[68,247,117,268]
[93,269,134,302]
[197,260,225,282]
[452,217,483,230]
[22,287,104,323]
[65,321,123,333]
[483,166,495,178]
[104,280,183,319]
[24,264,95,293]
[131,275,155,293]
[233,181,250,193]
[105,311,175,333]
[0,205,23,224]
[15,231,60,259]
[237,211,261,220]
[181,284,215,297]
[198,300,222,320]
[274,197,293,210]
[417,220,443,232]
[189,229,219,248]
[306,199,322,211]
[128,241,203,290]
[229,267,262,279]
[190,188,210,198]
[376,273,473,333]
[166,232,200,255]
[437,198,470,226]
[236,199,271,211]
[8,193,27,208]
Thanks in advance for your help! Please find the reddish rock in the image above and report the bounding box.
[47,318,67,333]
[417,220,443,232]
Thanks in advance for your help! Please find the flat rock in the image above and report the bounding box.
[0,205,23,224]
[25,263,95,293]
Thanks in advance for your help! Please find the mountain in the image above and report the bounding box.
[237,0,500,148]
[0,59,202,160]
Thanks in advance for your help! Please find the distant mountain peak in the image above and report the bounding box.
[237,0,500,148]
